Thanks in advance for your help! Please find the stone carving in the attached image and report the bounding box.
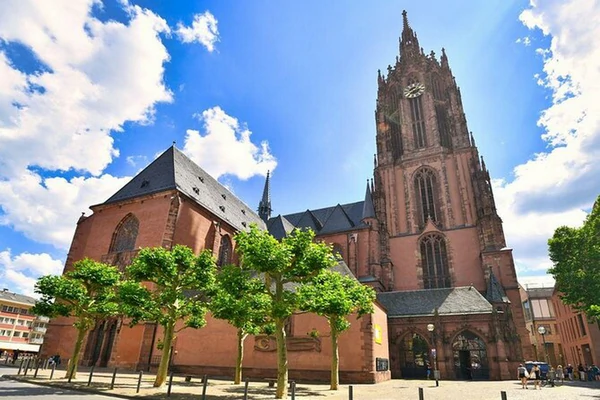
[254,335,321,352]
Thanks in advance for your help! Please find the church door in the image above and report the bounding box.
[452,331,489,380]
[399,333,430,379]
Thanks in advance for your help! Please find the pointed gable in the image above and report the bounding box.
[486,269,510,303]
[103,146,265,232]
[319,204,354,234]
[295,210,323,232]
[362,181,376,220]
[267,215,296,240]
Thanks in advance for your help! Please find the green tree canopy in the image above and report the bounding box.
[298,269,375,389]
[119,245,216,387]
[32,258,121,380]
[234,225,337,399]
[548,196,600,321]
[210,265,272,383]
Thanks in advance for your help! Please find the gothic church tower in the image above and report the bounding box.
[373,11,531,377]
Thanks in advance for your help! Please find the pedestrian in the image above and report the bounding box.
[566,364,574,380]
[578,364,586,381]
[426,363,432,380]
[517,363,529,389]
[556,365,564,383]
[531,364,542,390]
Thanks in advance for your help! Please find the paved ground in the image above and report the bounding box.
[1,364,599,399]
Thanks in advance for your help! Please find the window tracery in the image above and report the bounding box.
[217,235,232,266]
[414,168,439,227]
[420,233,450,289]
[109,214,139,253]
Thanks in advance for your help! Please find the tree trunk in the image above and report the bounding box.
[330,322,339,390]
[66,325,88,380]
[234,329,247,384]
[275,317,288,399]
[153,322,175,387]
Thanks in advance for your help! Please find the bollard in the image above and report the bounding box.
[201,374,208,400]
[418,387,424,400]
[500,391,507,400]
[34,359,41,378]
[291,381,296,400]
[136,370,143,394]
[17,359,24,375]
[167,371,174,397]
[87,366,95,386]
[349,385,353,400]
[110,368,118,390]
[49,363,56,380]
[243,379,249,400]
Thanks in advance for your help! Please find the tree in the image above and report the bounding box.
[548,196,600,322]
[297,269,375,389]
[210,265,272,384]
[235,225,336,399]
[32,258,121,380]
[119,245,216,388]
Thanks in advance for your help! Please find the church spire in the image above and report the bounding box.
[400,10,420,60]
[258,171,272,223]
[362,179,376,220]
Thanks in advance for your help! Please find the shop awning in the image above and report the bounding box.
[0,342,40,352]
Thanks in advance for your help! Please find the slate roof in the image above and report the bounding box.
[377,286,493,317]
[266,215,296,240]
[0,290,37,306]
[103,146,265,232]
[486,270,510,303]
[281,201,368,235]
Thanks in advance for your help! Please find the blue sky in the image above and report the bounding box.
[1,0,598,295]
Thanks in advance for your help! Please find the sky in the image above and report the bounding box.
[0,0,598,296]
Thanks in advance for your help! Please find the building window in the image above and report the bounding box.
[420,233,450,289]
[430,74,443,101]
[522,300,533,321]
[409,96,427,148]
[109,214,139,253]
[414,168,439,227]
[332,243,344,261]
[217,235,232,267]
[435,104,452,148]
[577,314,586,337]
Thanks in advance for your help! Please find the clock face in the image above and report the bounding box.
[404,82,426,98]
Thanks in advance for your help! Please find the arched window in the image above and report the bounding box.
[430,74,443,101]
[406,76,427,149]
[399,333,430,378]
[217,235,232,266]
[414,168,439,227]
[332,243,344,261]
[420,234,450,289]
[109,214,139,253]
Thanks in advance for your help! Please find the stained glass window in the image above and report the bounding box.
[109,214,139,253]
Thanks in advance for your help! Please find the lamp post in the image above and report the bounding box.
[427,323,439,387]
[537,326,548,363]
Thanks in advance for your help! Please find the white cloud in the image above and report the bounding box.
[0,171,131,249]
[516,36,532,46]
[494,0,600,283]
[175,11,219,51]
[0,250,64,297]
[0,1,179,250]
[126,155,148,168]
[183,106,277,180]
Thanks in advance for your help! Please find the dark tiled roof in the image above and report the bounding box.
[267,215,296,240]
[486,270,510,303]
[377,286,493,317]
[281,201,368,235]
[104,147,265,232]
[0,290,36,306]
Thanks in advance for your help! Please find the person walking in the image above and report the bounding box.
[566,364,574,380]
[517,364,529,389]
[531,364,542,390]
[556,365,564,384]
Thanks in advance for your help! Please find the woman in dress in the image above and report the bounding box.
[517,364,529,389]
[556,365,564,383]
[531,364,542,390]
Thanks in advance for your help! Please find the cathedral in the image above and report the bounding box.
[42,12,531,382]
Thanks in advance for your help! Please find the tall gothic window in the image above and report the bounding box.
[387,90,403,159]
[420,233,450,289]
[217,235,232,266]
[409,96,426,148]
[414,168,439,227]
[430,74,443,101]
[435,104,452,148]
[109,214,139,253]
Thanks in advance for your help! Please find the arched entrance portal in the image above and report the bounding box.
[399,333,430,379]
[452,331,489,380]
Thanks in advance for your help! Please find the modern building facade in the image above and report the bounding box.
[0,289,49,356]
[42,11,530,381]
[519,285,561,365]
[551,288,600,368]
